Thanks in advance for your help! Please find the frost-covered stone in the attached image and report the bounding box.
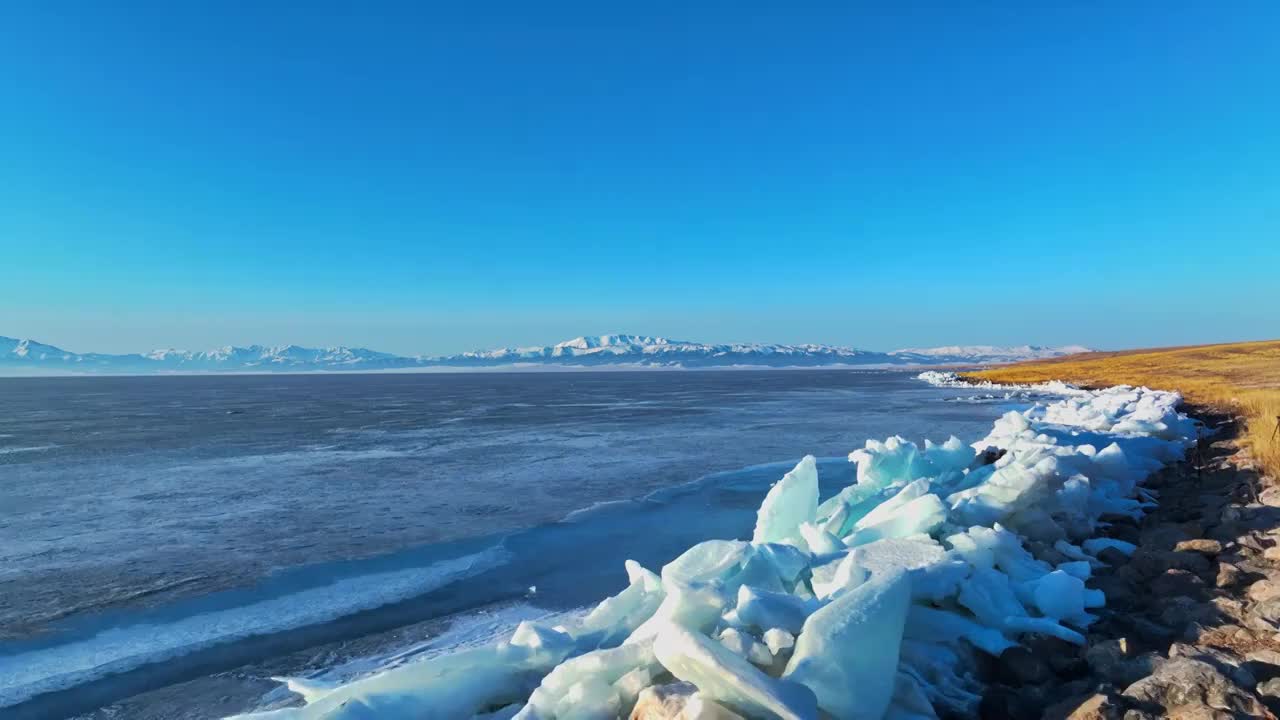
[629,682,697,720]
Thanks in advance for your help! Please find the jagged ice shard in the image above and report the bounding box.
[231,380,1200,720]
[783,571,912,719]
[752,455,819,547]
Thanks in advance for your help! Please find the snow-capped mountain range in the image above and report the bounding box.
[0,334,1091,374]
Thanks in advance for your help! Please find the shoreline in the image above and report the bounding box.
[0,365,971,379]
[22,376,1257,719]
[972,403,1280,718]
[963,339,1280,502]
[61,602,560,720]
[942,345,1280,717]
[942,361,1280,715]
[218,379,1202,718]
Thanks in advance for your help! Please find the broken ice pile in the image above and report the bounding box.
[235,384,1198,720]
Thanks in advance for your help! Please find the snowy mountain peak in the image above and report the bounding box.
[888,344,1093,364]
[553,334,675,350]
[1,336,73,361]
[0,333,1092,374]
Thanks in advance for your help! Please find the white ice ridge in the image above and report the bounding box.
[916,370,1086,397]
[231,384,1199,720]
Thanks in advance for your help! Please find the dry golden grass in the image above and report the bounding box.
[968,340,1280,478]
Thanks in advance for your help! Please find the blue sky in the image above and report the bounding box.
[2,2,1278,356]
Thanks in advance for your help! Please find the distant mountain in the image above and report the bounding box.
[139,344,407,371]
[888,344,1094,365]
[0,334,1091,374]
[0,337,414,374]
[429,334,896,369]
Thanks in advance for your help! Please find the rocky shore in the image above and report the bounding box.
[975,409,1280,720]
[622,408,1280,720]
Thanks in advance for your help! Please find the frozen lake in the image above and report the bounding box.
[0,370,1016,717]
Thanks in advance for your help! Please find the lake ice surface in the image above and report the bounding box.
[0,370,1016,715]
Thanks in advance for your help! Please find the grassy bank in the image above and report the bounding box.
[968,340,1280,477]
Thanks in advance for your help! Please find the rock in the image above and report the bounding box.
[1031,541,1070,566]
[1234,625,1260,642]
[1129,548,1211,580]
[1174,538,1224,556]
[1087,638,1131,672]
[1251,598,1280,625]
[1240,534,1269,553]
[1211,596,1248,623]
[1247,649,1280,668]
[1122,657,1268,717]
[1089,574,1136,608]
[1139,524,1194,551]
[981,447,1007,464]
[1168,644,1257,689]
[979,685,1040,720]
[631,682,697,720]
[1249,579,1280,603]
[1218,562,1246,589]
[1151,568,1207,597]
[1254,653,1280,681]
[1086,639,1160,687]
[1097,547,1132,568]
[1042,692,1122,720]
[998,645,1053,686]
[1127,617,1177,644]
[1158,596,1203,628]
[1106,522,1143,545]
[629,683,747,720]
[1212,521,1244,543]
[1180,621,1211,644]
[1197,494,1229,514]
[1025,634,1087,678]
[1258,487,1280,508]
[1263,546,1280,564]
[1259,678,1280,699]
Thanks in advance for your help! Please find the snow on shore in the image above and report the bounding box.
[916,370,1085,396]
[233,379,1199,719]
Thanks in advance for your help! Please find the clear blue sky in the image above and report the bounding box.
[2,2,1278,356]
